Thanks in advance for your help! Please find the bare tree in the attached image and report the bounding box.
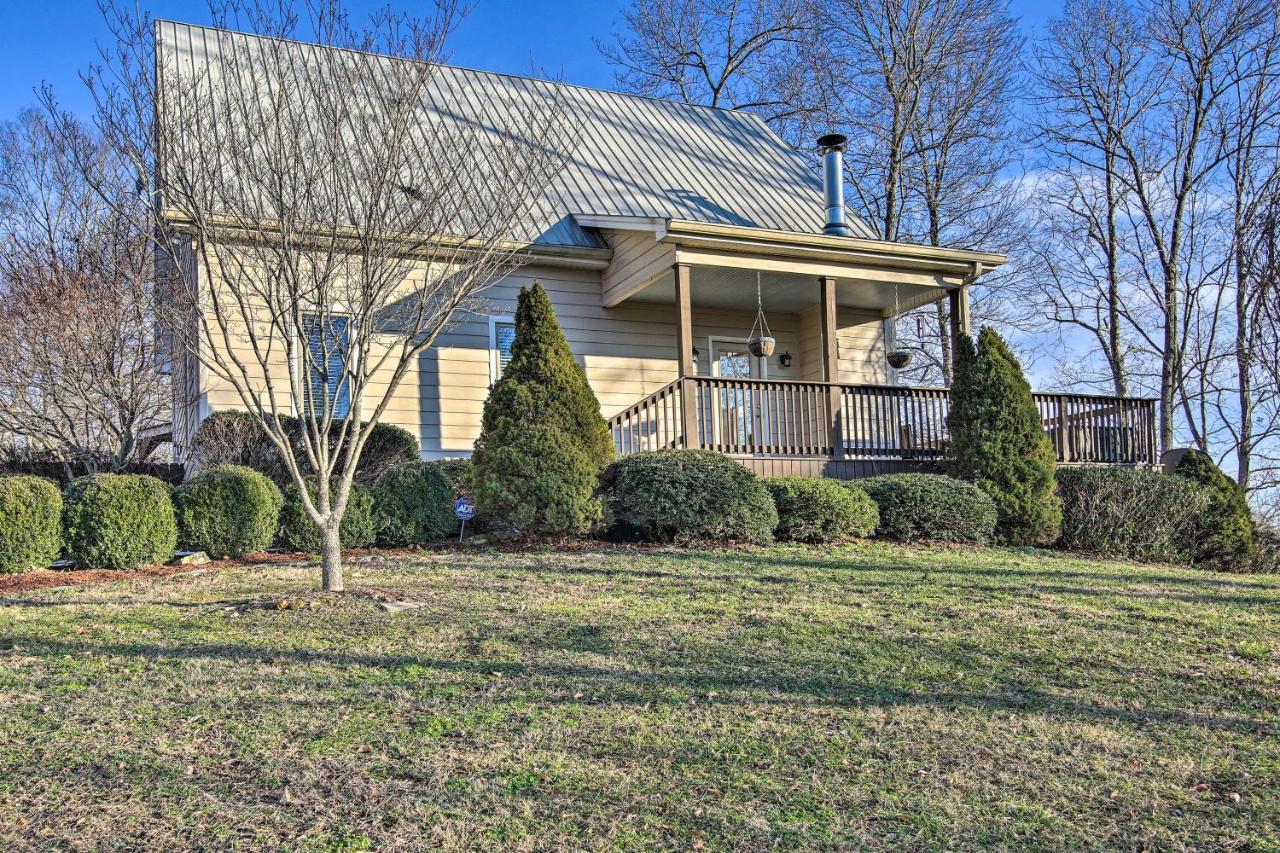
[0,109,168,475]
[1242,179,1280,511]
[56,1,575,591]
[1110,0,1278,451]
[822,0,1024,382]
[599,0,816,126]
[1216,25,1280,491]
[1025,0,1152,397]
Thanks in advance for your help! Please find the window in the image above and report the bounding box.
[490,317,516,381]
[302,314,352,419]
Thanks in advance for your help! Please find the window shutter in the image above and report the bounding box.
[494,321,516,377]
[303,314,351,419]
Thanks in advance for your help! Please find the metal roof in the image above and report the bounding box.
[155,20,876,249]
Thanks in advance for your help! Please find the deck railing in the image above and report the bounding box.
[608,376,1159,465]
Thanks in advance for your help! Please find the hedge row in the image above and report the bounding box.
[2,451,1263,572]
[598,452,1263,570]
[0,456,470,572]
[599,452,995,547]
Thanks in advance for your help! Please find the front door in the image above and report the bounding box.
[711,341,763,449]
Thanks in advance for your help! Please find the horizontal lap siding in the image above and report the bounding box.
[796,306,888,384]
[191,258,892,461]
[838,308,889,385]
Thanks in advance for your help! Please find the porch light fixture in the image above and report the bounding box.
[886,282,912,370]
[747,271,776,358]
[778,351,793,368]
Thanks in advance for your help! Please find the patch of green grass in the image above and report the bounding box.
[1,543,1278,849]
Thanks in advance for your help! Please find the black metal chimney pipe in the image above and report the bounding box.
[817,133,851,237]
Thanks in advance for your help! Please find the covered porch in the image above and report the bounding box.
[587,217,1159,473]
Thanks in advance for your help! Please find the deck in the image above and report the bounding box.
[608,376,1158,478]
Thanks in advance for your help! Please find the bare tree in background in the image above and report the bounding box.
[604,0,1025,383]
[54,0,575,592]
[1028,0,1280,504]
[1025,0,1150,397]
[0,109,168,475]
[1215,26,1280,492]
[1242,180,1280,515]
[598,0,816,127]
[822,0,1024,382]
[1111,0,1277,452]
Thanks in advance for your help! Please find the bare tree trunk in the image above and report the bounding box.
[1104,161,1128,397]
[1161,271,1179,453]
[321,522,344,593]
[1236,247,1254,487]
[935,300,951,381]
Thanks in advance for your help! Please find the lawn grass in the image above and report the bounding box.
[1,542,1277,850]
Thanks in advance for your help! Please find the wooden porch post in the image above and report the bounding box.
[819,275,843,458]
[674,263,699,448]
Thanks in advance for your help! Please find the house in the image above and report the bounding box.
[157,21,1157,477]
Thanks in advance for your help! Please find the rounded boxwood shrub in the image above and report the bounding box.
[856,473,997,543]
[62,474,178,569]
[174,465,283,558]
[436,458,472,494]
[1172,450,1257,568]
[1056,467,1211,563]
[0,475,63,573]
[372,461,456,545]
[600,450,777,544]
[277,478,377,552]
[765,476,878,543]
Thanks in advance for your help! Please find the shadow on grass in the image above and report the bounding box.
[479,555,1280,609]
[8,633,1275,738]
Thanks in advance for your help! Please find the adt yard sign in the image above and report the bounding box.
[454,495,476,541]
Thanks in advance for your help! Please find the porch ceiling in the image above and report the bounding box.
[624,265,947,316]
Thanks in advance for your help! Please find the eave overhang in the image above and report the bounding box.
[573,214,1006,309]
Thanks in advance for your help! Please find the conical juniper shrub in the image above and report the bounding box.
[0,475,63,573]
[1172,449,1257,568]
[471,283,613,536]
[947,328,1061,545]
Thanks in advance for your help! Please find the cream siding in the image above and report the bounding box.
[182,257,893,461]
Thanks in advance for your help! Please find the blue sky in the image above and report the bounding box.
[0,0,1061,120]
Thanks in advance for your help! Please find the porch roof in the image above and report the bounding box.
[574,215,1006,315]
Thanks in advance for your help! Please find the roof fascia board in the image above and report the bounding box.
[162,211,613,269]
[572,214,670,241]
[673,247,966,290]
[662,220,1005,274]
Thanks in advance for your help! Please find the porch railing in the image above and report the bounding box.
[608,376,1159,466]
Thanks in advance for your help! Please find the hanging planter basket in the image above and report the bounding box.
[748,335,776,358]
[885,284,911,370]
[747,272,775,361]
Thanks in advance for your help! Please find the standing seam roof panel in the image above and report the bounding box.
[156,21,877,247]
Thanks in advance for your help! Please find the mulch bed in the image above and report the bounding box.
[0,551,310,595]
